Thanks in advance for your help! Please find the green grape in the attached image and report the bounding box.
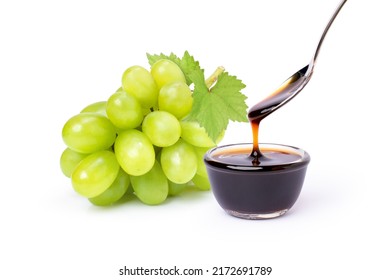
[179,121,219,148]
[81,101,107,117]
[158,81,193,119]
[60,148,89,178]
[151,59,186,89]
[114,129,155,176]
[88,168,130,206]
[71,150,120,198]
[168,180,189,196]
[142,111,181,147]
[122,65,158,108]
[106,91,143,129]
[62,113,116,154]
[80,99,123,134]
[192,174,211,191]
[130,161,168,205]
[161,139,197,184]
[193,146,210,178]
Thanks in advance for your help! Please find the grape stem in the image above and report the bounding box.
[205,66,225,89]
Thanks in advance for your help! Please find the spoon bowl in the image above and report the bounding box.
[248,0,347,121]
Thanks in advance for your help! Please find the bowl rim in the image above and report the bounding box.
[204,143,310,172]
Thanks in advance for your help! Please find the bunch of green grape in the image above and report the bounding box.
[60,59,220,206]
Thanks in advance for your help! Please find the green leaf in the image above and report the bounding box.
[187,71,248,142]
[176,51,202,85]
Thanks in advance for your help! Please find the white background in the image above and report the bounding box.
[1,0,389,279]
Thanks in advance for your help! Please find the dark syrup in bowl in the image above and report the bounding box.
[205,143,310,219]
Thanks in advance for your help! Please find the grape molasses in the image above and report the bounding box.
[204,67,310,219]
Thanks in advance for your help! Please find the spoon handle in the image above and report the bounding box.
[312,0,348,67]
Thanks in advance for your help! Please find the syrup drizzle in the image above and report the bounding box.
[248,65,309,165]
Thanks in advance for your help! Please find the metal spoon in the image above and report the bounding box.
[248,0,348,121]
[248,0,348,161]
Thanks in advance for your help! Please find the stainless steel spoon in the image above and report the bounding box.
[248,0,348,122]
[248,0,348,161]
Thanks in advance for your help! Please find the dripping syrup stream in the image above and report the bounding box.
[250,119,261,165]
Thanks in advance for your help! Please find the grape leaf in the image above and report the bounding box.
[176,51,202,85]
[186,71,248,142]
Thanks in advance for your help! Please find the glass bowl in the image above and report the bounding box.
[204,143,310,219]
